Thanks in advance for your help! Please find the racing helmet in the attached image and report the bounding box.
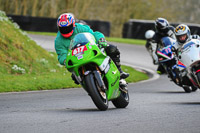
[57,13,75,38]
[145,30,155,40]
[174,24,191,44]
[155,18,169,33]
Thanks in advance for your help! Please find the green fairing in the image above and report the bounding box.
[66,33,120,100]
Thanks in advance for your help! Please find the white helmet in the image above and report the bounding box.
[155,18,169,33]
[145,30,155,39]
[174,24,191,44]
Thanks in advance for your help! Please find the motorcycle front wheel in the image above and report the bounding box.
[85,73,108,111]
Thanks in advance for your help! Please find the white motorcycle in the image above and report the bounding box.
[176,39,200,92]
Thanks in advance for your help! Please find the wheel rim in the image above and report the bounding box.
[95,81,107,104]
[120,87,129,101]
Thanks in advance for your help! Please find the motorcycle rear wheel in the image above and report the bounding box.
[85,73,108,111]
[182,86,192,93]
[196,72,200,85]
[112,86,129,108]
[191,86,198,92]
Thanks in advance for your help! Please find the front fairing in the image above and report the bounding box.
[179,39,200,68]
[157,45,174,63]
[157,37,176,63]
[66,41,105,75]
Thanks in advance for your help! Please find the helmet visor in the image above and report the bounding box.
[176,34,187,43]
[156,22,166,30]
[59,24,74,34]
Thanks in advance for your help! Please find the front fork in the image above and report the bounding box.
[82,66,106,92]
[93,70,106,91]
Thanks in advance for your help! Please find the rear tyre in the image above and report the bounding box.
[85,73,108,111]
[197,72,200,84]
[112,87,129,108]
[191,86,198,92]
[181,75,193,93]
[182,86,192,93]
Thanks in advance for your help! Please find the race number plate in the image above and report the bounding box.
[72,45,87,56]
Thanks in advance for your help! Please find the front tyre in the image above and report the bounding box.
[85,73,108,111]
[112,86,129,108]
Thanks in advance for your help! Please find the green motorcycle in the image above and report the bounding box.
[66,33,129,111]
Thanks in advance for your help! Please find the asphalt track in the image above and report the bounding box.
[0,34,200,133]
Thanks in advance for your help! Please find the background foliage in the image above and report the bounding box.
[0,0,199,37]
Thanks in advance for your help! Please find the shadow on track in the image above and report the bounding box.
[156,91,186,94]
[65,107,118,112]
[44,107,121,113]
[172,102,200,105]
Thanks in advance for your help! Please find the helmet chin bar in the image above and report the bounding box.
[61,30,74,38]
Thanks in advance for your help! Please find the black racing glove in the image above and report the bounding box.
[98,38,108,48]
[192,35,200,39]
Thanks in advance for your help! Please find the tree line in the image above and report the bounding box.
[0,0,199,37]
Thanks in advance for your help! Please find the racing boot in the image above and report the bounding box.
[156,64,166,74]
[115,61,129,79]
[119,67,129,79]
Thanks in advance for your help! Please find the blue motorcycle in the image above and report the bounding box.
[156,37,196,92]
[156,37,179,83]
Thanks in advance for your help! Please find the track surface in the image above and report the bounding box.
[0,35,200,133]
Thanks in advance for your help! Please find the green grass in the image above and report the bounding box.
[0,72,77,92]
[121,65,148,83]
[27,31,146,45]
[0,11,148,93]
[28,31,57,36]
[106,37,146,45]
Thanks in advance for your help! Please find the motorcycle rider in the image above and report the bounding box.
[153,18,176,44]
[172,24,200,88]
[153,18,176,74]
[144,30,158,64]
[173,24,200,52]
[55,13,129,84]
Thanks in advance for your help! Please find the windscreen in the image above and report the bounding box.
[161,37,176,47]
[69,33,96,50]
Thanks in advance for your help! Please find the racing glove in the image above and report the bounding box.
[191,35,200,39]
[98,38,108,48]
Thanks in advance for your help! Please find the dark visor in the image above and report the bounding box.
[156,22,165,29]
[59,24,73,34]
